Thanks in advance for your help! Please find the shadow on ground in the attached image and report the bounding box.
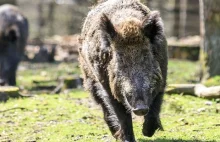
[138,138,216,142]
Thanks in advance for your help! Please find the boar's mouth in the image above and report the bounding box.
[114,88,151,116]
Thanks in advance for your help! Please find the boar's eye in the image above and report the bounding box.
[142,11,163,43]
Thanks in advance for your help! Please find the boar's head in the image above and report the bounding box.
[100,11,166,116]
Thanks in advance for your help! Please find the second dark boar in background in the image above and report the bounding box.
[0,4,28,86]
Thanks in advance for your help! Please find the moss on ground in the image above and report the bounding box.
[204,76,220,87]
[0,60,219,142]
[167,60,200,84]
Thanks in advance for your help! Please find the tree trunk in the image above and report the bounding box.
[179,0,187,38]
[48,1,55,36]
[37,0,44,39]
[173,0,180,37]
[199,0,220,81]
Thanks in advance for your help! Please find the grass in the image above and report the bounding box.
[17,62,80,90]
[167,60,200,84]
[204,76,220,87]
[0,60,220,142]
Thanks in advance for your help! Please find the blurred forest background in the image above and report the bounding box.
[1,0,220,141]
[2,0,200,39]
[2,0,203,64]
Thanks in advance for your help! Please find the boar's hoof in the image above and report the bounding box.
[142,117,163,137]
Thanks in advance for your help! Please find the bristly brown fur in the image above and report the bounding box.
[115,18,142,43]
[79,0,167,141]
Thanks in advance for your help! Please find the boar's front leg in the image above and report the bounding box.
[88,80,121,138]
[110,99,136,142]
[91,82,135,141]
[79,58,121,137]
[142,92,164,137]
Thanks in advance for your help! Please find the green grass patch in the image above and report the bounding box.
[1,60,219,141]
[1,92,219,141]
[17,62,80,90]
[167,60,199,84]
[0,92,112,142]
[204,76,220,87]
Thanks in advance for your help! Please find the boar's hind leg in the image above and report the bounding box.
[142,92,164,137]
[111,100,136,142]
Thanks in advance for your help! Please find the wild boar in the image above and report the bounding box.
[79,0,167,141]
[0,4,28,86]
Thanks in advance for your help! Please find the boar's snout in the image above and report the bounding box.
[133,101,149,116]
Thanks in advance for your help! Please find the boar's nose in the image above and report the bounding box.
[133,105,149,116]
[0,79,6,86]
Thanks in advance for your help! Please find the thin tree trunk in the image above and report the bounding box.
[199,0,220,81]
[174,0,180,37]
[179,0,187,38]
[48,1,55,36]
[37,0,44,39]
[199,0,206,81]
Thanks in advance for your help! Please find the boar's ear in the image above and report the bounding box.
[142,11,164,43]
[100,14,116,38]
